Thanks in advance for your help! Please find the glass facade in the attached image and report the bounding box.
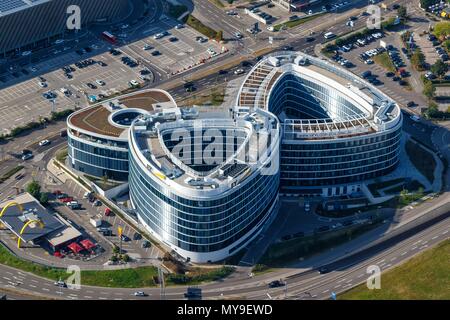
[128,138,280,255]
[68,134,129,181]
[267,70,402,191]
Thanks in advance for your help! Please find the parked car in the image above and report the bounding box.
[141,240,151,248]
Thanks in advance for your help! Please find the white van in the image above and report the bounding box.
[324,32,336,39]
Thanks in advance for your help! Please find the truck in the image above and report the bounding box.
[90,218,102,228]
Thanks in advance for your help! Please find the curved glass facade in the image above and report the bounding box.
[265,63,402,193]
[129,144,279,256]
[68,134,129,181]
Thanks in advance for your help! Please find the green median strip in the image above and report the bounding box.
[186,15,220,40]
[0,165,24,184]
[273,13,325,32]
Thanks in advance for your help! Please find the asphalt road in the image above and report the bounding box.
[0,197,448,300]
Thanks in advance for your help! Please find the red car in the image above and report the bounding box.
[53,190,62,195]
[104,208,112,216]
[60,197,74,203]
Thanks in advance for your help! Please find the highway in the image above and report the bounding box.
[0,197,448,300]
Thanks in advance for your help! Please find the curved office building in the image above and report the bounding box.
[67,89,178,181]
[66,51,403,262]
[128,109,281,262]
[236,52,403,197]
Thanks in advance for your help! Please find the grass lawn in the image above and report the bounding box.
[55,148,68,162]
[274,13,325,31]
[373,52,396,72]
[340,239,450,299]
[181,86,226,106]
[405,140,436,184]
[433,22,450,38]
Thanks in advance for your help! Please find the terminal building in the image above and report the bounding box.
[66,51,402,262]
[0,0,129,57]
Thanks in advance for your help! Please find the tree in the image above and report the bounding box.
[423,80,436,99]
[26,180,41,199]
[431,59,448,78]
[420,0,437,10]
[411,49,425,71]
[216,30,223,42]
[39,192,49,205]
[397,6,408,20]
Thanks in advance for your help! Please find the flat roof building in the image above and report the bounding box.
[0,0,129,56]
[0,193,81,249]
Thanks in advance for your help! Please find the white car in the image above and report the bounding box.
[143,44,153,50]
[54,39,64,45]
[365,59,374,65]
[21,51,32,56]
[154,32,165,39]
[234,69,245,75]
[175,24,184,29]
[39,139,50,146]
[129,80,139,86]
[410,115,421,122]
[96,79,105,86]
[134,291,147,297]
[38,81,47,88]
[235,32,243,39]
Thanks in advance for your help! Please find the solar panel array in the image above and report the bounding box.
[0,0,27,13]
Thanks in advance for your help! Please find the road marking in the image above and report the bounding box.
[411,246,418,250]
[322,289,329,294]
[442,230,448,235]
[42,288,50,291]
[401,251,407,256]
[357,274,365,278]
[334,284,341,288]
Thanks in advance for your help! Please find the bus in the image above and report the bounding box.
[101,31,117,44]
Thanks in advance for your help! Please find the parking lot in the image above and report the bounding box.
[61,178,163,264]
[331,31,427,108]
[125,16,227,76]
